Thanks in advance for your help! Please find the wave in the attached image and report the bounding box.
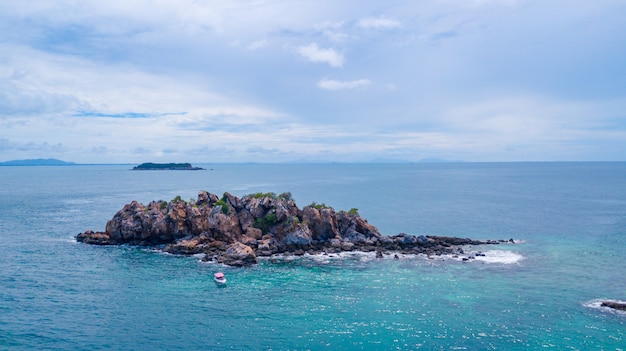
[470,250,525,264]
[257,249,525,265]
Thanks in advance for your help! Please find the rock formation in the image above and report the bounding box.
[77,191,509,266]
[601,301,626,312]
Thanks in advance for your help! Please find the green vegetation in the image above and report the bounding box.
[172,195,185,204]
[307,202,333,210]
[245,191,294,201]
[253,212,278,233]
[160,201,167,210]
[214,198,229,214]
[278,192,293,201]
[338,208,360,216]
[248,192,277,199]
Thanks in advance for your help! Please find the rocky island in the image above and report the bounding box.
[77,191,511,266]
[132,162,204,170]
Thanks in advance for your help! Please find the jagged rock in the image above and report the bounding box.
[220,242,257,267]
[281,225,313,247]
[163,238,204,255]
[329,238,343,248]
[76,230,111,245]
[301,207,340,241]
[240,234,257,246]
[341,242,354,251]
[245,227,263,240]
[380,236,397,249]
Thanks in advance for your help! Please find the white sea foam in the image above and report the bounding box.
[584,299,626,316]
[261,251,472,265]
[472,250,525,264]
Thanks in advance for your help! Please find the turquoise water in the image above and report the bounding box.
[0,163,624,350]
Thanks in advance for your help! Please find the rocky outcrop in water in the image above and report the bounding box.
[77,191,508,266]
[132,162,204,170]
[601,301,626,312]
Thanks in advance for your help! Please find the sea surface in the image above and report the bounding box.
[0,162,624,350]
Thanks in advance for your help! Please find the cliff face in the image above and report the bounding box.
[77,191,501,266]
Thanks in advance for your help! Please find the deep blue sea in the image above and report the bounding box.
[1,163,625,350]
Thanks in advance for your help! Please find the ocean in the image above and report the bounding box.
[0,162,624,350]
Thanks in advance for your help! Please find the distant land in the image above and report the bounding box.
[0,158,77,166]
[132,162,204,170]
[0,158,466,167]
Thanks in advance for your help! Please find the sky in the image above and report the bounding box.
[1,0,625,163]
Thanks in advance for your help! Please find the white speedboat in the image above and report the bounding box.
[214,272,227,285]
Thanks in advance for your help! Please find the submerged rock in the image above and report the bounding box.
[77,191,507,266]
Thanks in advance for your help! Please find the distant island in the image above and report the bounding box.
[132,162,204,170]
[0,158,76,166]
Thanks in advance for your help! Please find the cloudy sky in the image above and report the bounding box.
[1,0,625,163]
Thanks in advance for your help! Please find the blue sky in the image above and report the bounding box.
[0,0,625,163]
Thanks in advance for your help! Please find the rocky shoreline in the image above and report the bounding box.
[77,191,513,266]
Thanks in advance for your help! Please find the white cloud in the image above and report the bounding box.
[297,43,344,68]
[317,78,372,90]
[357,16,402,29]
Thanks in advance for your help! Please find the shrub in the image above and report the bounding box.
[253,212,278,233]
[172,195,185,204]
[278,192,293,201]
[308,202,333,210]
[214,199,229,214]
[248,192,278,199]
[244,191,294,202]
[348,208,359,216]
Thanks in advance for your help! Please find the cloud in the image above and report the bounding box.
[0,1,624,162]
[317,78,372,91]
[297,43,344,67]
[357,16,402,29]
[0,78,84,116]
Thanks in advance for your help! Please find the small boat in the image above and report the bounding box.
[214,272,227,285]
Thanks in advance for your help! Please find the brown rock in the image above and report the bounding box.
[76,230,111,245]
[221,242,257,266]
